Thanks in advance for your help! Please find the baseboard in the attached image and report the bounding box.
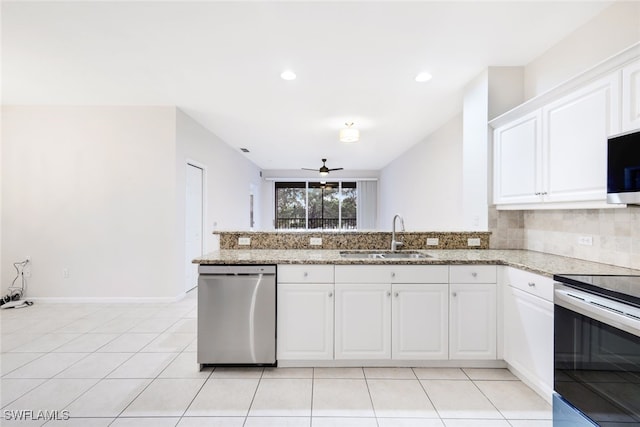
[25,294,187,304]
[277,359,508,368]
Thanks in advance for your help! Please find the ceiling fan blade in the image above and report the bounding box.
[301,168,318,171]
[328,167,344,171]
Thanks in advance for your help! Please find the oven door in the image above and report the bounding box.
[554,284,640,426]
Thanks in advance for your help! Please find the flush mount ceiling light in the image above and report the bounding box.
[415,72,433,83]
[339,122,360,143]
[280,70,296,81]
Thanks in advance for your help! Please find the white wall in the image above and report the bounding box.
[1,106,179,299]
[378,114,464,231]
[525,2,640,99]
[1,106,262,300]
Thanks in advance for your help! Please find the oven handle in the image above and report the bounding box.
[554,283,640,339]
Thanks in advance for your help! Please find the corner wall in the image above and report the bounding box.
[175,109,262,256]
[378,114,464,231]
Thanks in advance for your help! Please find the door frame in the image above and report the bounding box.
[185,159,206,293]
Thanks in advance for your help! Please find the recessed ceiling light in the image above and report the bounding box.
[415,72,433,83]
[280,70,296,81]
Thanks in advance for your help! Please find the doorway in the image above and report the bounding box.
[185,163,204,293]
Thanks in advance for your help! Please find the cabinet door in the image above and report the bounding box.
[493,110,542,205]
[392,283,448,360]
[277,283,334,360]
[504,286,553,400]
[449,283,496,360]
[622,59,640,132]
[542,73,620,203]
[335,283,391,359]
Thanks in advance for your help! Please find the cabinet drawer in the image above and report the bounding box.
[504,267,553,302]
[335,265,448,284]
[449,265,497,283]
[278,265,334,283]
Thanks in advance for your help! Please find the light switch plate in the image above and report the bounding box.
[310,237,322,246]
[426,238,439,246]
[238,237,251,246]
[467,238,481,247]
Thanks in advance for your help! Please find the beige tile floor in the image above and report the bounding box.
[1,290,552,426]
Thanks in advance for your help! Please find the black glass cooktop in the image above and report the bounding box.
[553,274,640,308]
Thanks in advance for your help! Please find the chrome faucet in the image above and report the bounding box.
[391,214,405,251]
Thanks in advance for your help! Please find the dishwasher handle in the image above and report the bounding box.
[198,265,276,275]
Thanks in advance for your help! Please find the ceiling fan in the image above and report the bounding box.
[302,158,343,176]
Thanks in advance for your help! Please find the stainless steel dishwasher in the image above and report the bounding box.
[197,265,276,368]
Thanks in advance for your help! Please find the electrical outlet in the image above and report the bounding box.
[310,237,322,246]
[467,238,481,247]
[578,235,593,246]
[62,268,70,278]
[238,237,251,246]
[426,238,439,246]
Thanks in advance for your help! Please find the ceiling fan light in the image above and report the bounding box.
[339,125,359,143]
[319,170,329,176]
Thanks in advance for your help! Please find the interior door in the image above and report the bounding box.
[185,163,204,293]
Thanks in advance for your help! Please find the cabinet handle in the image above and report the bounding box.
[303,272,308,278]
[387,291,391,297]
[528,282,536,287]
[542,192,548,195]
[452,292,457,297]
[391,272,396,278]
[471,272,477,278]
[328,292,333,297]
[394,292,399,297]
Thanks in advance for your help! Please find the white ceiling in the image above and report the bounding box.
[2,1,613,171]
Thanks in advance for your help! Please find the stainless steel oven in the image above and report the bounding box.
[553,274,640,426]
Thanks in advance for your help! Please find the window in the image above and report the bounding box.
[275,181,357,230]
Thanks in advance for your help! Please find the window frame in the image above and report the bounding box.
[274,180,357,230]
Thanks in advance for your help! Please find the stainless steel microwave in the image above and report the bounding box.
[607,129,640,204]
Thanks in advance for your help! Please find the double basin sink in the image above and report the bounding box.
[339,250,430,260]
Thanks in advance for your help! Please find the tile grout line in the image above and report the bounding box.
[175,364,213,425]
[362,367,380,427]
[411,367,444,423]
[242,367,265,426]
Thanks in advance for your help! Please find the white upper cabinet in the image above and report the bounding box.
[492,54,635,209]
[622,59,640,132]
[542,73,620,204]
[494,111,542,205]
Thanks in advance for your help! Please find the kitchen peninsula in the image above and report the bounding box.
[193,231,640,403]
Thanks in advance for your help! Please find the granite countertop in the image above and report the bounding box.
[193,249,640,278]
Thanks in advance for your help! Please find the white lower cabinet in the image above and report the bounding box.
[277,266,335,360]
[449,266,498,360]
[335,283,391,359]
[334,265,449,360]
[503,267,554,401]
[392,283,448,359]
[278,264,499,363]
[449,283,497,359]
[277,283,334,360]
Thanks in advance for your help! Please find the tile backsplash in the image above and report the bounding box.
[490,206,640,270]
